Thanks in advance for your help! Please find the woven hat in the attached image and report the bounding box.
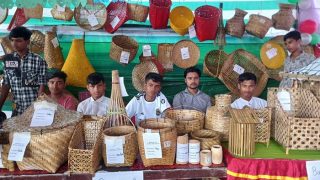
[260,41,286,69]
[74,3,107,31]
[30,30,45,54]
[172,40,200,69]
[44,28,64,69]
[169,6,194,36]
[132,61,159,91]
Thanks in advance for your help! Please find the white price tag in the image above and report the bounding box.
[306,161,320,180]
[0,44,5,56]
[110,16,120,29]
[105,138,124,164]
[181,47,190,60]
[93,171,143,180]
[143,45,152,57]
[266,48,278,59]
[119,77,129,97]
[0,145,4,168]
[51,37,59,48]
[188,25,196,39]
[120,51,130,64]
[277,90,291,111]
[56,5,65,12]
[143,132,162,159]
[30,108,55,127]
[259,18,266,24]
[88,14,99,27]
[233,64,245,75]
[8,132,31,161]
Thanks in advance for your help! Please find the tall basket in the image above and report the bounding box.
[194,5,220,41]
[225,9,247,38]
[149,0,172,29]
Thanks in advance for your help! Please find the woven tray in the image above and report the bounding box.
[74,3,107,31]
[172,40,200,69]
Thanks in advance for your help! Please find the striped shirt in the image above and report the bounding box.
[231,97,267,109]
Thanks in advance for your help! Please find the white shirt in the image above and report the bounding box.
[77,96,110,116]
[126,92,171,125]
[231,97,267,110]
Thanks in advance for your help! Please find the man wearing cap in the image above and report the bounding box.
[0,26,47,116]
[172,67,211,113]
[126,72,171,125]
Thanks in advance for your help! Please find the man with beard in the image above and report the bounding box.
[172,67,211,113]
[231,72,267,109]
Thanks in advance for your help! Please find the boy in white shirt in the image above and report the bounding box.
[126,72,171,125]
[77,72,110,116]
[231,72,267,109]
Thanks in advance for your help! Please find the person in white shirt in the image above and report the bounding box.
[231,72,267,109]
[126,72,171,125]
[77,72,110,116]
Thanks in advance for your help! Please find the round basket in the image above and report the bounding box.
[74,3,107,31]
[109,35,139,65]
[157,43,174,72]
[191,129,221,150]
[128,3,149,22]
[165,109,205,134]
[149,0,172,29]
[102,125,138,167]
[169,6,194,36]
[30,30,45,54]
[137,118,177,167]
[132,61,159,92]
[245,14,273,39]
[105,1,128,33]
[272,4,295,31]
[225,8,247,38]
[205,106,230,141]
[260,41,286,69]
[194,5,220,41]
[172,40,200,69]
[203,50,228,77]
[219,49,269,96]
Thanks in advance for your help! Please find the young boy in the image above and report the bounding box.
[47,70,78,110]
[77,72,110,116]
[279,31,315,88]
[231,72,267,109]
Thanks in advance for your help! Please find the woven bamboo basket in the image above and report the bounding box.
[137,118,177,167]
[1,144,15,171]
[44,29,64,69]
[128,3,149,22]
[245,14,273,39]
[203,50,228,78]
[172,40,200,69]
[109,35,139,65]
[23,4,43,19]
[68,116,105,174]
[219,49,269,96]
[267,87,278,138]
[272,4,295,31]
[105,1,128,33]
[226,9,247,38]
[157,43,174,72]
[74,3,107,31]
[274,87,320,154]
[164,109,205,134]
[132,61,159,92]
[102,125,138,167]
[30,30,45,54]
[205,106,230,141]
[169,6,194,36]
[51,5,74,21]
[215,94,232,110]
[191,129,221,150]
[254,108,271,146]
[139,53,165,75]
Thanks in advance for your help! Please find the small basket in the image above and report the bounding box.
[149,0,172,29]
[172,40,200,69]
[23,4,43,19]
[157,43,174,72]
[109,35,139,65]
[194,5,220,41]
[165,109,205,134]
[128,3,149,22]
[68,116,105,174]
[137,118,177,167]
[30,30,45,54]
[272,4,295,31]
[169,6,194,36]
[44,30,64,69]
[132,61,159,92]
[225,9,247,38]
[191,129,221,150]
[203,50,228,78]
[105,1,128,33]
[74,3,107,31]
[205,106,230,141]
[245,14,273,39]
[50,5,74,21]
[219,49,269,96]
[215,94,232,109]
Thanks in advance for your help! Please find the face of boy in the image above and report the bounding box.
[284,38,301,53]
[11,37,29,52]
[47,77,66,95]
[238,80,256,100]
[144,80,161,99]
[87,82,106,100]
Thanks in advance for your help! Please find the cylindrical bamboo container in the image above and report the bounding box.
[176,134,189,164]
[188,139,200,164]
[200,150,212,167]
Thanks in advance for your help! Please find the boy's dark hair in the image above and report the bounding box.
[9,26,32,40]
[184,66,201,78]
[284,31,301,41]
[47,70,67,82]
[145,72,163,84]
[238,72,257,84]
[87,72,105,85]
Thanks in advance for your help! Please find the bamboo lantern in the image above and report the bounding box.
[228,108,260,157]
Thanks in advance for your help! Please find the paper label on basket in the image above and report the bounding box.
[88,14,99,27]
[51,37,59,48]
[233,64,245,75]
[120,51,130,64]
[143,132,162,159]
[93,170,143,180]
[266,48,278,59]
[106,138,124,164]
[306,161,320,180]
[30,108,55,127]
[8,132,31,161]
[143,45,152,57]
[189,25,196,39]
[0,145,3,168]
[0,44,5,56]
[181,47,190,60]
[164,140,171,148]
[56,5,65,12]
[110,16,120,29]
[176,143,188,163]
[104,136,125,145]
[277,90,291,111]
[119,77,129,97]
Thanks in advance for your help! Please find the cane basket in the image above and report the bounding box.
[109,35,138,65]
[191,129,221,150]
[203,50,228,78]
[194,5,220,41]
[128,3,149,22]
[245,14,272,39]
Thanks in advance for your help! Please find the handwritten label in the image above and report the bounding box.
[0,145,3,168]
[143,45,152,57]
[188,25,196,39]
[56,5,65,12]
[176,143,188,163]
[181,47,190,60]
[105,138,124,164]
[8,132,31,161]
[110,16,120,29]
[277,90,291,111]
[233,64,245,75]
[30,108,55,127]
[88,14,99,27]
[93,170,143,180]
[266,48,278,59]
[306,161,320,180]
[143,132,162,159]
[119,77,129,97]
[189,142,200,163]
[120,51,130,64]
[51,37,59,48]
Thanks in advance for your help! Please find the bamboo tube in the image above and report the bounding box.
[189,139,200,164]
[176,134,189,164]
[200,150,212,167]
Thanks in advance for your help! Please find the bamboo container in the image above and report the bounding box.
[200,150,212,167]
[188,139,200,164]
[176,134,189,164]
